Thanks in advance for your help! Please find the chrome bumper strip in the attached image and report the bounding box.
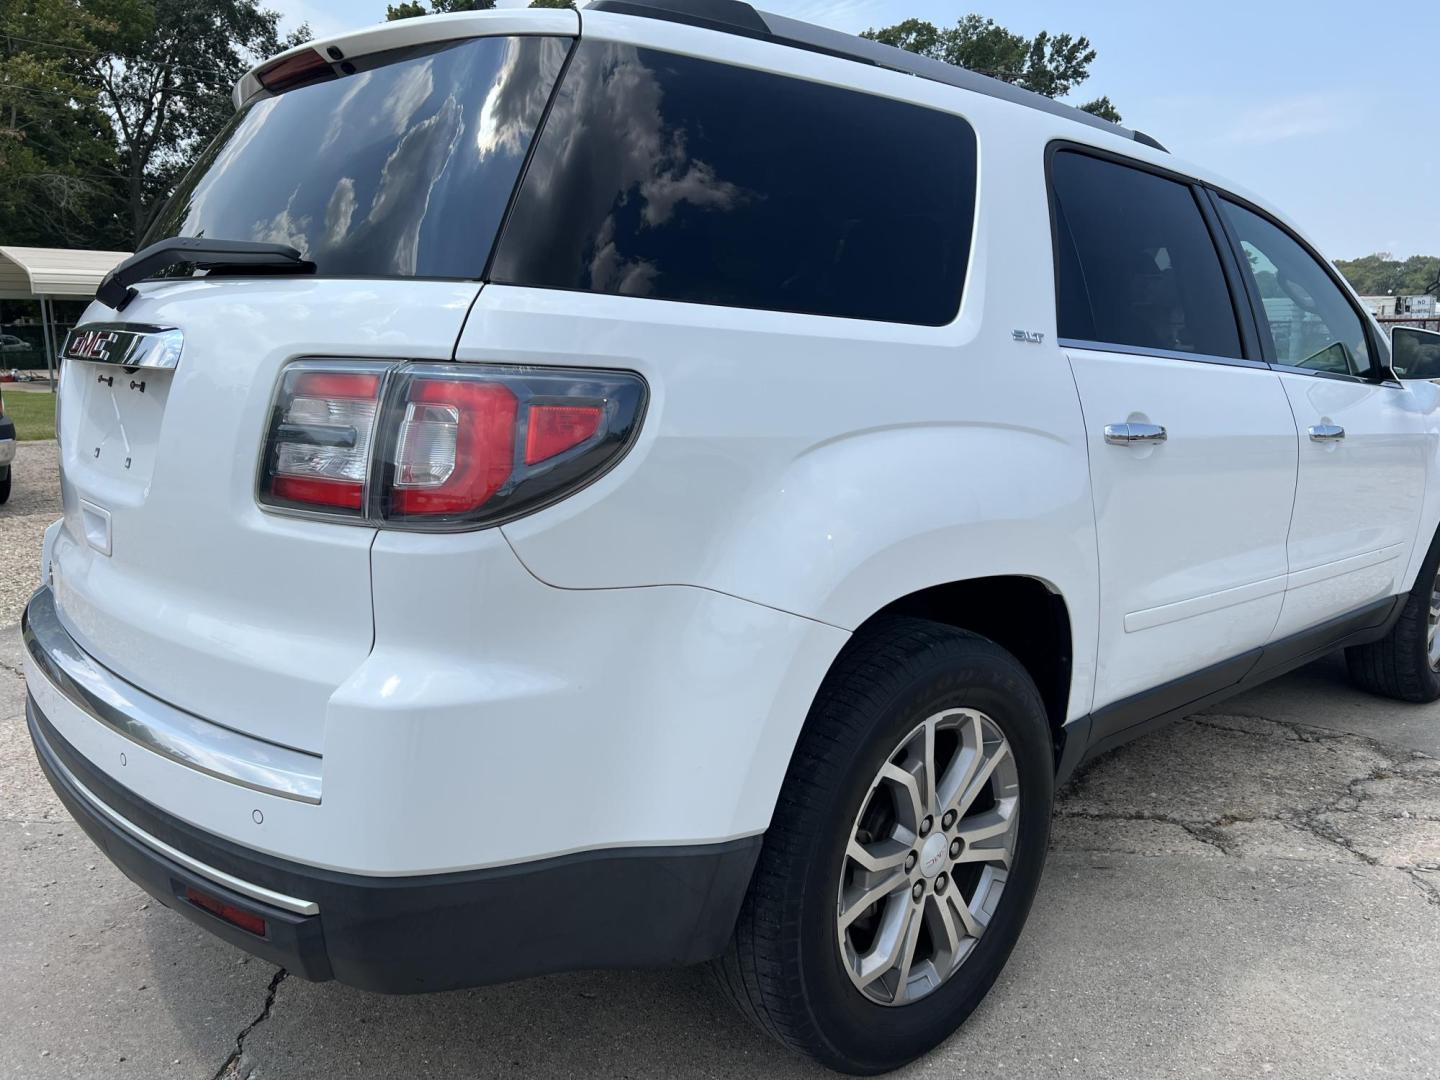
[42,741,319,916]
[22,586,323,804]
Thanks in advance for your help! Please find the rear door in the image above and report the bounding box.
[50,31,569,755]
[1051,149,1298,731]
[1212,197,1427,637]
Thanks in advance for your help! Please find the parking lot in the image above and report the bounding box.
[2,438,1437,1079]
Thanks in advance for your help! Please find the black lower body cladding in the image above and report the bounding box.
[28,698,761,992]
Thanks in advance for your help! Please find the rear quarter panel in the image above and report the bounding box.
[472,32,1102,721]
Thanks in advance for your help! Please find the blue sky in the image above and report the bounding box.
[271,0,1439,260]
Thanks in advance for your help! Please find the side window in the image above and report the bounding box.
[490,43,977,326]
[1051,151,1242,359]
[1217,199,1373,376]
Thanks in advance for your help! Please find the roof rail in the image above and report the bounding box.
[586,0,1162,151]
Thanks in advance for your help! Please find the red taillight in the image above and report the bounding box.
[392,379,517,515]
[270,475,364,509]
[525,404,603,465]
[265,368,380,513]
[259,361,646,530]
[184,886,268,937]
[294,371,379,399]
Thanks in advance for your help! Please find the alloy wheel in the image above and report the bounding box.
[836,708,1020,1006]
[1428,568,1440,671]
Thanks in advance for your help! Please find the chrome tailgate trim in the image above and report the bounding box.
[22,585,323,804]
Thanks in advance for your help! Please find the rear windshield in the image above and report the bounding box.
[145,35,569,279]
[489,42,978,325]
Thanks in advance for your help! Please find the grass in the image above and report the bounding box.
[1,387,57,441]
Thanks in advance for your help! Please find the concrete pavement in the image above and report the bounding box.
[1,620,1438,1077]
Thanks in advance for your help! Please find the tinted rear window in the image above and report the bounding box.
[490,43,977,325]
[146,36,569,279]
[1051,151,1243,359]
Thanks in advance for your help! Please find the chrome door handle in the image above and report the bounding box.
[1308,424,1345,442]
[1104,423,1167,446]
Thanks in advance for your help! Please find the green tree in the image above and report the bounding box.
[0,0,308,248]
[862,15,1120,121]
[83,0,310,243]
[1334,253,1440,297]
[528,0,575,7]
[386,0,495,19]
[0,0,126,247]
[1078,95,1120,123]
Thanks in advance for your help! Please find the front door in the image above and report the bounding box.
[1050,150,1298,730]
[1215,197,1428,638]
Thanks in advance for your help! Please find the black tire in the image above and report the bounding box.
[0,465,10,505]
[1346,527,1440,703]
[713,617,1054,1074]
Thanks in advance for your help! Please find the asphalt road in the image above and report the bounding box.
[1,444,1437,1078]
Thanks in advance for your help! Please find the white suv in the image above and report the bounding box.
[21,1,1440,1072]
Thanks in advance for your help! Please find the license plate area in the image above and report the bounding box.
[72,362,173,488]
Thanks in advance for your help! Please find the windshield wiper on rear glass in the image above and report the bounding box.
[97,237,316,311]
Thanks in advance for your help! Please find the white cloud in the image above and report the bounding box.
[383,62,436,136]
[364,95,465,273]
[318,71,375,152]
[325,178,357,247]
[773,0,883,32]
[1221,93,1361,146]
[474,38,539,160]
[640,155,742,227]
[251,188,312,255]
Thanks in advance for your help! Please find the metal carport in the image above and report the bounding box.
[0,247,130,389]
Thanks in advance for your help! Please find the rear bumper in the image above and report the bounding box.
[23,518,846,986]
[29,697,760,991]
[37,528,846,875]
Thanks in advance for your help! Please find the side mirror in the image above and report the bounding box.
[1392,326,1440,381]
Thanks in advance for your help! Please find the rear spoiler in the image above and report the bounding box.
[232,9,580,107]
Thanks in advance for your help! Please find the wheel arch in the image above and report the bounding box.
[762,574,1080,828]
[858,575,1075,742]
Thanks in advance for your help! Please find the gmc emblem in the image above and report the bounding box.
[64,329,121,363]
[60,323,182,371]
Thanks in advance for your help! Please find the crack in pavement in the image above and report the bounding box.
[1190,713,1347,743]
[1056,710,1440,902]
[1051,807,1232,854]
[1405,868,1440,906]
[211,968,288,1080]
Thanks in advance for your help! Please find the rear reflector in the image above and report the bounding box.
[525,404,603,465]
[259,361,647,530]
[184,886,268,937]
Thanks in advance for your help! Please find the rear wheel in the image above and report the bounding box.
[1346,528,1440,703]
[0,465,10,505]
[714,618,1054,1074]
